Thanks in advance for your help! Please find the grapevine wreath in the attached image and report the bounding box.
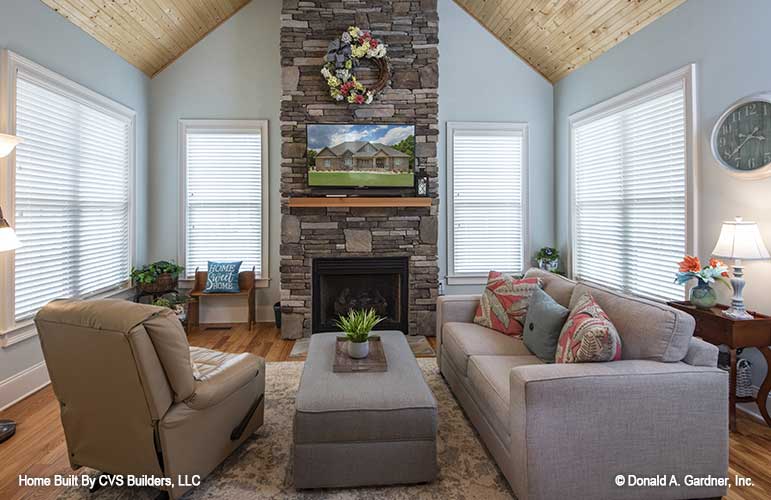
[322,26,389,105]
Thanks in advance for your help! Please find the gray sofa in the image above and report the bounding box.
[437,268,729,500]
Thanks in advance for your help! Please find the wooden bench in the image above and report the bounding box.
[188,266,256,333]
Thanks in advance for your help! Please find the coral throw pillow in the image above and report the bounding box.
[473,272,541,336]
[556,293,622,363]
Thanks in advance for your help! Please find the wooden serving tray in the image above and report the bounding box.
[333,336,388,372]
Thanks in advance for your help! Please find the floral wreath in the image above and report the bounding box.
[321,26,389,105]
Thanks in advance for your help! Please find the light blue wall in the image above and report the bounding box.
[554,0,771,397]
[0,0,149,384]
[147,0,282,318]
[438,0,554,295]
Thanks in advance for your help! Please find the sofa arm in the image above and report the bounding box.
[436,294,480,351]
[683,336,719,367]
[508,360,728,500]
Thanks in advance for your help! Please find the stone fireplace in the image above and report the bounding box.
[313,257,409,333]
[279,0,439,339]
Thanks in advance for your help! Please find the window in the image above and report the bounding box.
[180,120,268,280]
[2,51,134,326]
[324,159,331,167]
[447,122,528,284]
[569,65,695,301]
[344,156,352,167]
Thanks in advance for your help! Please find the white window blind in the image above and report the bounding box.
[448,123,527,280]
[572,79,688,302]
[183,124,265,279]
[13,69,133,321]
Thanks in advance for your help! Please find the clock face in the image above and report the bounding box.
[715,99,771,172]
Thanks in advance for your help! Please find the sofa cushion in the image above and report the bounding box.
[524,268,576,308]
[569,283,695,362]
[556,293,622,363]
[523,287,570,363]
[474,272,541,336]
[468,355,542,442]
[443,322,532,376]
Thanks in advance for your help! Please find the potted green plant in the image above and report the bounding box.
[335,308,384,359]
[535,247,560,272]
[131,260,184,294]
[152,293,191,321]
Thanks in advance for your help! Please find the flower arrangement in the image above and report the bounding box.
[674,256,731,287]
[322,26,388,105]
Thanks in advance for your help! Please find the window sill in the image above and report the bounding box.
[446,271,525,286]
[0,286,134,348]
[446,275,488,286]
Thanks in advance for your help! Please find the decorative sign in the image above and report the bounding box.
[711,93,771,179]
[322,26,389,105]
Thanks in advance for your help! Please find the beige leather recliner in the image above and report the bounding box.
[35,299,266,499]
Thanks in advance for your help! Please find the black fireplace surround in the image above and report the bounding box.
[312,257,409,334]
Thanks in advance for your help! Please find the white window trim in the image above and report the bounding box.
[0,50,137,343]
[567,64,698,297]
[446,121,530,286]
[178,119,270,287]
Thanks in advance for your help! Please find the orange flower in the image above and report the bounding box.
[678,255,701,273]
[710,258,730,277]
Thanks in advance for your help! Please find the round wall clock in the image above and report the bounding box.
[711,93,771,179]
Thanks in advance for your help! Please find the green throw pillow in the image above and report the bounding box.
[523,287,570,363]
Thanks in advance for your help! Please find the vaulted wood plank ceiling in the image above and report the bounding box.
[454,0,688,82]
[39,0,252,77]
[39,1,685,82]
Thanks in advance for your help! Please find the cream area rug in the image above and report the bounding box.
[59,359,514,499]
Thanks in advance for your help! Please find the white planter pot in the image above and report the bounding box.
[347,340,370,359]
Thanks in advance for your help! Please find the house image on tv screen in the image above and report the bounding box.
[307,124,416,188]
[315,142,411,172]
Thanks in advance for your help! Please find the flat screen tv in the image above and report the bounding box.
[307,123,415,188]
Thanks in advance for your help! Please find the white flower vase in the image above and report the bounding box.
[348,340,370,359]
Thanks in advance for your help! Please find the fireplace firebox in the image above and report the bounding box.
[312,257,409,334]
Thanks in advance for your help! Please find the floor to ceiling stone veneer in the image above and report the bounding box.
[279,0,440,339]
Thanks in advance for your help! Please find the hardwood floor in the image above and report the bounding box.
[1,323,769,500]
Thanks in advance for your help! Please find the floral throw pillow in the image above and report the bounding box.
[473,272,541,336]
[555,293,622,363]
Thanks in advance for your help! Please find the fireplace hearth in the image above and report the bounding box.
[313,257,409,334]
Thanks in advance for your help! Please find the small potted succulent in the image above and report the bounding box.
[535,247,560,272]
[131,260,185,294]
[335,308,384,359]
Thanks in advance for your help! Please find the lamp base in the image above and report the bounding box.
[723,263,754,320]
[721,307,754,321]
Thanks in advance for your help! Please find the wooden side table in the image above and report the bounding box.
[668,301,771,432]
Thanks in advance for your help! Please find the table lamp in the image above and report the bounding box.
[712,216,771,320]
[0,132,21,444]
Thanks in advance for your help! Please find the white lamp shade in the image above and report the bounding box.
[0,226,21,252]
[0,133,22,158]
[712,217,771,261]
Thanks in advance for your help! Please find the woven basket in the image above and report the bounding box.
[736,358,754,398]
[136,273,178,294]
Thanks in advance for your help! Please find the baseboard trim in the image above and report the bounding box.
[0,361,50,411]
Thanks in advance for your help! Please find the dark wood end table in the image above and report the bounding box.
[668,301,771,432]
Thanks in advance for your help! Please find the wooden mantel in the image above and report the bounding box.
[287,197,432,208]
